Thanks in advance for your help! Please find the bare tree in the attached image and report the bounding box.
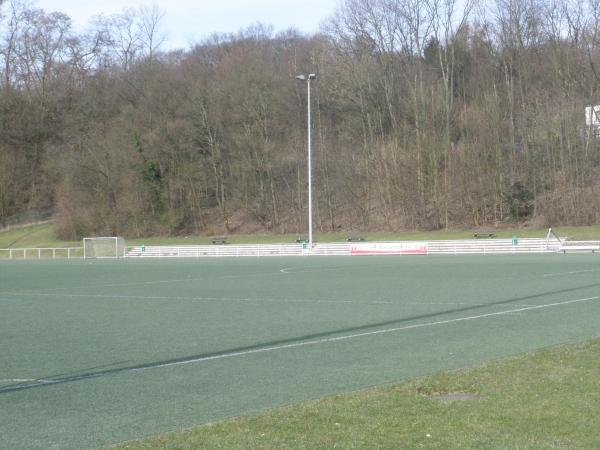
[429,0,478,227]
[137,4,166,61]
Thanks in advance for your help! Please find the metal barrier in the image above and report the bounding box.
[125,243,351,258]
[426,238,560,255]
[1,238,596,260]
[558,240,600,253]
[124,238,570,258]
[0,247,84,259]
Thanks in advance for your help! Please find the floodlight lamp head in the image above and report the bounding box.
[295,75,306,81]
[308,73,316,80]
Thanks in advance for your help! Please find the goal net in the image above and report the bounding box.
[545,228,562,251]
[83,237,126,259]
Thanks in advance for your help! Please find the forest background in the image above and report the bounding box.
[1,0,600,239]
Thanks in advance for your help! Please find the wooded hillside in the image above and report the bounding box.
[1,0,600,238]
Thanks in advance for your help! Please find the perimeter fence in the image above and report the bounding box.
[2,238,598,260]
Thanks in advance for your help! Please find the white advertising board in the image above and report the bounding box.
[350,242,428,255]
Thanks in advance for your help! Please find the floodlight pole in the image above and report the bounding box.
[295,73,316,248]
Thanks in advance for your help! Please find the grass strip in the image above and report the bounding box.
[0,223,80,248]
[3,223,600,248]
[110,338,600,449]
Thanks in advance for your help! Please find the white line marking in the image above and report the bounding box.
[1,265,345,295]
[2,292,393,305]
[1,292,541,308]
[122,295,600,372]
[279,267,345,275]
[543,268,600,277]
[5,296,598,387]
[0,271,278,295]
[404,302,537,307]
[0,378,54,383]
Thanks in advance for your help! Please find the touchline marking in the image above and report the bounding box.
[3,292,393,305]
[0,270,281,295]
[404,301,537,307]
[543,269,600,277]
[2,295,598,392]
[0,292,539,308]
[0,277,213,294]
[146,296,600,370]
[0,378,54,383]
[2,265,344,295]
[280,267,345,275]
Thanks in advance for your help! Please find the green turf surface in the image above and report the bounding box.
[1,254,600,449]
[108,338,600,449]
[2,222,600,249]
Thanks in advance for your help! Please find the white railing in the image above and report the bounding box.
[125,243,351,258]
[558,240,600,253]
[0,247,84,259]
[1,238,596,260]
[124,238,571,258]
[426,238,560,255]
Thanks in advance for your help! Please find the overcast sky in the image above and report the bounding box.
[34,0,342,49]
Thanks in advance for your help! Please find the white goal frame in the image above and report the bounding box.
[545,228,562,251]
[83,237,126,259]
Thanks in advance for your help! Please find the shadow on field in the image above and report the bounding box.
[2,281,600,394]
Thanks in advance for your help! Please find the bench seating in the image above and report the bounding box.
[211,237,228,245]
[473,232,495,238]
[346,234,365,242]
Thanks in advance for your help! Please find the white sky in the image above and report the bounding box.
[34,0,343,49]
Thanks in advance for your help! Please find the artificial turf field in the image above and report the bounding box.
[1,254,600,449]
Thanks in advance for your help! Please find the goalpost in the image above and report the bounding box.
[83,237,126,259]
[545,228,562,251]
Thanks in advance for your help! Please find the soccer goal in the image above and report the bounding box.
[83,237,126,259]
[545,228,562,252]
